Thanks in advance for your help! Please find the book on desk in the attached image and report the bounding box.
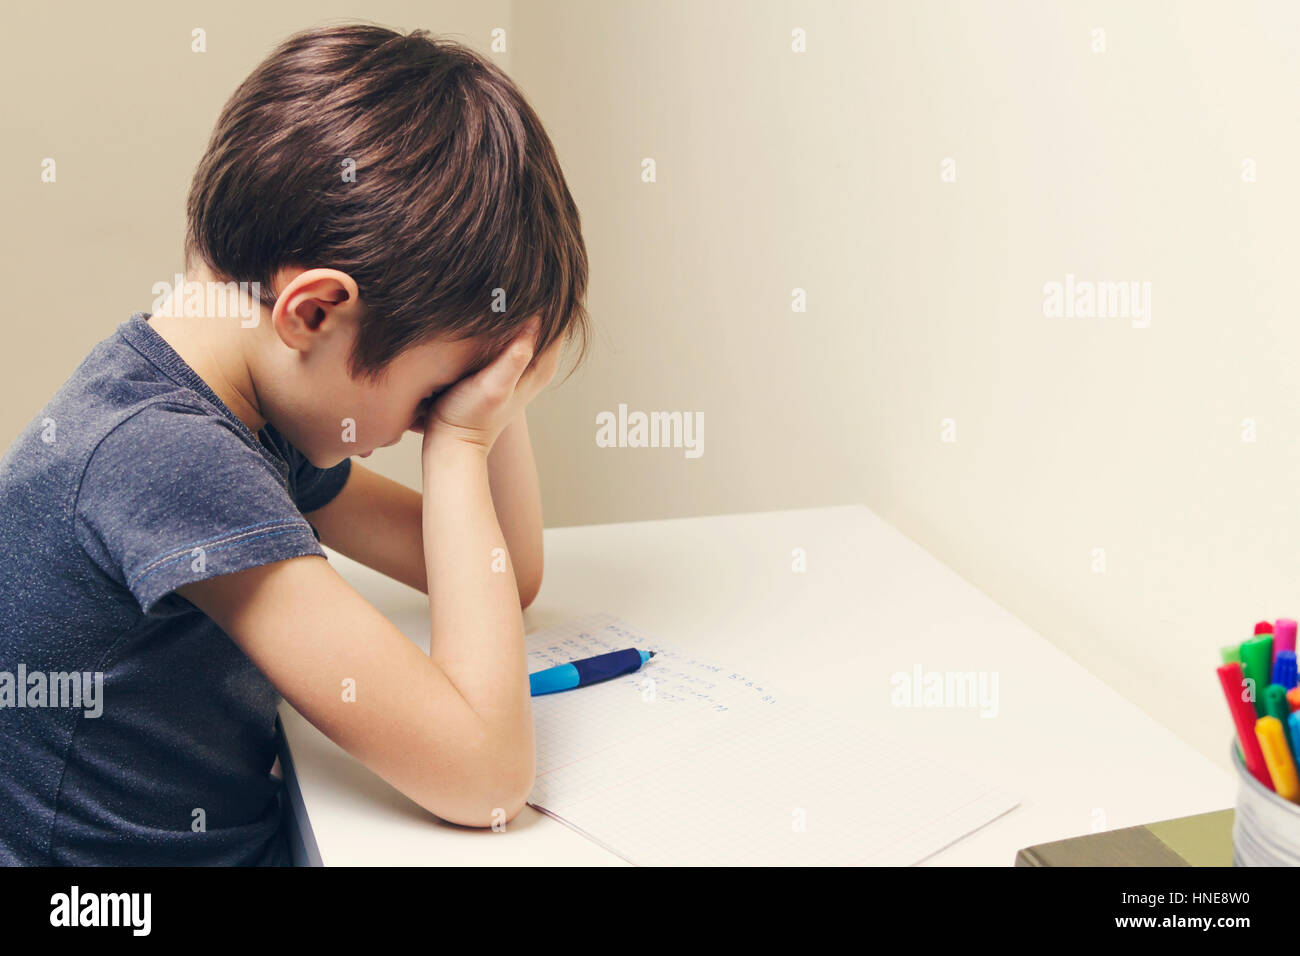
[1015,809,1233,866]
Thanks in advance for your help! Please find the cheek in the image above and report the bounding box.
[303,381,377,453]
[355,388,413,443]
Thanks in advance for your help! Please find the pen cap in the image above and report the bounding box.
[1240,636,1274,717]
[1275,619,1298,658]
[572,647,646,685]
[1255,620,1275,635]
[1263,683,1292,724]
[1231,741,1300,865]
[1272,650,1298,691]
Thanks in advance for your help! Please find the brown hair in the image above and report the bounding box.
[185,23,589,380]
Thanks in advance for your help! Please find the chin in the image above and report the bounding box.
[303,448,347,470]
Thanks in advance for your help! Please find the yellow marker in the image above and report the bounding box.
[1255,716,1300,802]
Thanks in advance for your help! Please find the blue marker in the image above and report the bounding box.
[1272,650,1298,689]
[529,647,654,696]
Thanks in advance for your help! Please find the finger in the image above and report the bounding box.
[477,331,536,401]
[518,347,561,402]
[521,333,562,380]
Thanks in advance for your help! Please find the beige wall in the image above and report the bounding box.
[0,0,514,425]
[4,0,1296,772]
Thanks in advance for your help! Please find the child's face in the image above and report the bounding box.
[270,329,490,469]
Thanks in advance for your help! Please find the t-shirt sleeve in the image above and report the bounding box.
[260,423,352,514]
[73,403,330,615]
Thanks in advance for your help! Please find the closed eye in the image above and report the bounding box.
[409,390,445,431]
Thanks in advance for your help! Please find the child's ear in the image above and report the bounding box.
[269,268,362,352]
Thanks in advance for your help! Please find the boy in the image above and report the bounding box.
[0,23,589,865]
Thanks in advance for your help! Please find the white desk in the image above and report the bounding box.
[278,504,1234,866]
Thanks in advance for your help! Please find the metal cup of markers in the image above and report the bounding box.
[1231,741,1300,866]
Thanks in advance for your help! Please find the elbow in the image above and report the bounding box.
[519,581,540,611]
[496,776,535,825]
[518,563,542,610]
[487,749,536,825]
[447,768,535,829]
[425,736,536,829]
[517,532,544,610]
[490,744,537,826]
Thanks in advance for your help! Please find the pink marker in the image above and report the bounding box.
[1274,619,1297,667]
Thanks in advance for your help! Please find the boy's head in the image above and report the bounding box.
[183,24,589,466]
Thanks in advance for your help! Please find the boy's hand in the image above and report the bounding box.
[421,319,561,458]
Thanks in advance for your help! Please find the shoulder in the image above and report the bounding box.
[77,399,277,504]
[74,399,293,535]
[72,402,323,615]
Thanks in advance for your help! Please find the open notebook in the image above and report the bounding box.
[526,613,1019,866]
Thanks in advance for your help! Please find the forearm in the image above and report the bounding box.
[311,415,544,606]
[305,463,427,593]
[422,436,534,754]
[486,410,544,605]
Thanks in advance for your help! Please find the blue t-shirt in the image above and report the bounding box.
[0,313,351,865]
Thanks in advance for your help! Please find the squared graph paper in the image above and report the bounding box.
[526,613,1020,866]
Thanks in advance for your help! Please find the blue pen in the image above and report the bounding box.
[529,647,654,696]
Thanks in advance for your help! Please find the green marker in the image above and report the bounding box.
[1263,686,1294,764]
[1220,644,1241,665]
[1264,683,1291,722]
[1240,635,1274,718]
[1263,683,1296,765]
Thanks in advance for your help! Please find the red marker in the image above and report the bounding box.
[1218,662,1273,789]
[1254,620,1274,635]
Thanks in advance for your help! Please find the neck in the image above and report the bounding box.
[147,274,269,434]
